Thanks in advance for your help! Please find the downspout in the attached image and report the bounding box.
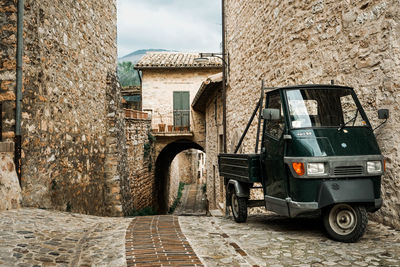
[15,0,24,185]
[222,0,227,154]
[221,0,230,217]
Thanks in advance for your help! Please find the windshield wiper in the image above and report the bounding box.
[338,110,358,131]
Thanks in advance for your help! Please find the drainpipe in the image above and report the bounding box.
[221,0,230,217]
[15,0,24,185]
[222,0,227,154]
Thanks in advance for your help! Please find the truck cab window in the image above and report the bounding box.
[265,92,284,139]
[340,94,367,127]
[286,88,368,129]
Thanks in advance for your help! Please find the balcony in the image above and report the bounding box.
[152,124,193,137]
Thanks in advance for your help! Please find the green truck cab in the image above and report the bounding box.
[219,84,388,243]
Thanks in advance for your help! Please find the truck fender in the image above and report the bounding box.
[318,179,375,209]
[227,180,250,198]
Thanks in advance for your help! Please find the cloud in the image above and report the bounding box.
[117,0,222,57]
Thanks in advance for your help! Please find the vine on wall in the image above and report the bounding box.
[143,132,155,171]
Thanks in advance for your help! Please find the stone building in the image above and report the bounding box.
[192,73,224,210]
[135,52,220,210]
[135,52,222,132]
[1,1,218,216]
[223,0,400,229]
[0,0,145,216]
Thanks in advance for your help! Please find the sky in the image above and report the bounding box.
[117,0,222,58]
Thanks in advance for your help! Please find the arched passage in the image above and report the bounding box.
[155,139,204,214]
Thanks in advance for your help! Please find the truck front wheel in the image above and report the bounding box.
[231,191,247,223]
[323,203,367,243]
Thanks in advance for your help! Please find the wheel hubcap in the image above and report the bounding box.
[329,204,357,235]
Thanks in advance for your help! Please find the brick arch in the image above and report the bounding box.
[154,139,204,213]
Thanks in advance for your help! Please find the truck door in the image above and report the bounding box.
[263,90,289,216]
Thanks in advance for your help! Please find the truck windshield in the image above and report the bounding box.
[285,88,368,129]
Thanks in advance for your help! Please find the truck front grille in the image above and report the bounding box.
[334,166,363,176]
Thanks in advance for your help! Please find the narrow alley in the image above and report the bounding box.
[1,0,400,267]
[174,184,207,216]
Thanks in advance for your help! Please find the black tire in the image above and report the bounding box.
[323,203,367,243]
[231,191,247,223]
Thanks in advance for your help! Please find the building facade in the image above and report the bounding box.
[135,52,222,133]
[192,73,224,210]
[136,52,221,210]
[223,0,400,229]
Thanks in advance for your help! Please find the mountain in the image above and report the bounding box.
[118,49,170,64]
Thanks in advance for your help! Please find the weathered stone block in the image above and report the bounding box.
[0,142,14,152]
[0,152,21,211]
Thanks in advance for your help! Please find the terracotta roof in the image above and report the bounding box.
[192,72,223,113]
[135,52,223,69]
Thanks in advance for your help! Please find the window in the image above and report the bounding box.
[265,92,284,139]
[173,91,190,127]
[340,94,366,127]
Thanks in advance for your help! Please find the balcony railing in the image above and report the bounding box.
[152,124,191,134]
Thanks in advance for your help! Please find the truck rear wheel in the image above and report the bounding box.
[231,191,247,223]
[323,203,367,243]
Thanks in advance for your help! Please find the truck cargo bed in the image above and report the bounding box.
[218,153,261,183]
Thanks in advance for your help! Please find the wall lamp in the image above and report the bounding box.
[194,52,227,66]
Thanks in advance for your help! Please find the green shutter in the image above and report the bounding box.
[173,91,190,127]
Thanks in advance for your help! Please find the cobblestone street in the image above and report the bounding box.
[0,208,400,266]
[180,213,400,266]
[0,209,131,267]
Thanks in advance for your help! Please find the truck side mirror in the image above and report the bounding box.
[262,108,281,120]
[378,109,389,120]
[373,109,389,131]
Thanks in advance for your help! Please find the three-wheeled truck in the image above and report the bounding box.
[218,84,388,242]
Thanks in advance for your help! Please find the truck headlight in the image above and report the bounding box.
[307,163,325,175]
[367,161,382,173]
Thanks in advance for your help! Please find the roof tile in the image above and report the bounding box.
[135,52,223,69]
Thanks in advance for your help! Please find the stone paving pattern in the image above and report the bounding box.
[1,208,400,266]
[174,184,207,216]
[180,213,400,267]
[0,208,131,267]
[125,215,203,266]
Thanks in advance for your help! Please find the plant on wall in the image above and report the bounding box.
[143,132,156,171]
[168,182,186,214]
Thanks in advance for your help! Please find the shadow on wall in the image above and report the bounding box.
[154,139,203,214]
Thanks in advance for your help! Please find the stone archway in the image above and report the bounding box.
[154,139,204,213]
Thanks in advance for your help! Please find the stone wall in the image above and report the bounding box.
[0,143,21,211]
[17,0,124,215]
[205,90,224,209]
[125,117,155,213]
[0,1,21,212]
[169,154,181,207]
[224,0,400,229]
[0,0,17,141]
